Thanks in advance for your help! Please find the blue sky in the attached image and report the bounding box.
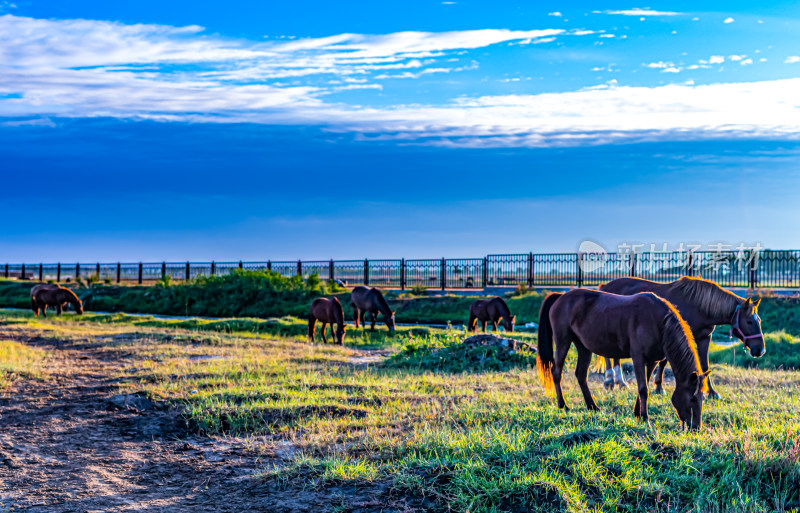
[1,1,799,262]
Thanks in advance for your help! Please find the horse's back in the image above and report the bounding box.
[600,277,661,295]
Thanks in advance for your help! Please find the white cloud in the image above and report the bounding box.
[740,59,753,66]
[643,61,674,69]
[548,12,562,17]
[724,17,735,23]
[3,14,800,149]
[661,67,681,73]
[729,54,745,61]
[709,55,725,64]
[786,56,800,64]
[597,8,681,16]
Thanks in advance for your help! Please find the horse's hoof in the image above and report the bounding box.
[708,391,722,400]
[588,405,601,412]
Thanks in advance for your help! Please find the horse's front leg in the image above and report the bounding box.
[320,322,328,344]
[468,314,477,334]
[491,320,499,332]
[574,344,600,411]
[370,312,376,331]
[42,304,48,318]
[652,360,668,395]
[632,357,655,421]
[57,304,63,316]
[695,334,720,399]
[603,357,615,389]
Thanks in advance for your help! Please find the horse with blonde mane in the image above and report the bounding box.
[538,289,710,429]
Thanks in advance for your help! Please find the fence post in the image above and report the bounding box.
[238,261,243,270]
[400,258,406,291]
[4,263,8,278]
[267,260,272,271]
[329,259,334,282]
[630,252,637,277]
[527,252,533,287]
[21,263,25,280]
[56,263,61,282]
[576,253,583,288]
[211,261,216,276]
[138,262,143,284]
[749,250,759,289]
[686,251,694,277]
[297,260,302,277]
[441,258,446,290]
[116,262,121,283]
[185,261,190,281]
[364,259,369,286]
[482,257,488,288]
[96,262,100,280]
[160,262,165,280]
[39,263,43,282]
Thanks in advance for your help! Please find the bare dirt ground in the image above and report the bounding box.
[0,327,430,512]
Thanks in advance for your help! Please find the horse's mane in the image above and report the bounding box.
[669,276,741,319]
[493,297,512,317]
[59,287,82,305]
[371,288,392,315]
[660,298,705,390]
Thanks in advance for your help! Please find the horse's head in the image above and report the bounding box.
[75,299,84,315]
[503,315,516,332]
[731,298,764,358]
[671,370,711,430]
[386,312,396,332]
[336,324,347,345]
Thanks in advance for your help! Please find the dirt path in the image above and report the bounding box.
[0,328,429,512]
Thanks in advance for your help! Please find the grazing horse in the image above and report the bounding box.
[350,286,395,332]
[468,297,516,333]
[537,290,710,429]
[308,297,347,344]
[599,276,765,398]
[31,285,84,317]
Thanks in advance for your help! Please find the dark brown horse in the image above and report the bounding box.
[308,297,347,344]
[468,297,515,333]
[538,290,710,429]
[31,285,83,317]
[350,286,395,332]
[599,277,765,398]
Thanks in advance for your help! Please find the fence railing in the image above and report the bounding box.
[3,250,800,289]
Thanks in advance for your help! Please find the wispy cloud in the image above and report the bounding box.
[596,8,681,16]
[2,14,800,149]
[786,56,800,64]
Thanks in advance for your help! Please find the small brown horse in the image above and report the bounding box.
[538,290,710,429]
[31,285,84,317]
[350,286,395,332]
[599,276,765,398]
[468,297,515,333]
[308,297,347,344]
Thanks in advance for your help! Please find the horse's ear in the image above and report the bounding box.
[700,370,712,379]
[511,315,517,321]
[755,298,762,309]
[745,297,752,306]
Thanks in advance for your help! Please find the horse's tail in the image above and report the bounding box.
[537,292,562,396]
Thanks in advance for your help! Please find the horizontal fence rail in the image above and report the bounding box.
[4,250,800,290]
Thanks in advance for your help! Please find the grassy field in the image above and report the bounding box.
[0,337,48,388]
[3,273,799,336]
[2,310,799,512]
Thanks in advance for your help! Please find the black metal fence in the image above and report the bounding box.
[4,250,800,289]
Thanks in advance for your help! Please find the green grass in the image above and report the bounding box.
[0,338,48,387]
[3,310,799,512]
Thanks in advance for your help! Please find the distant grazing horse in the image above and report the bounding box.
[308,297,347,344]
[538,290,710,429]
[468,297,516,333]
[599,277,765,398]
[350,286,395,332]
[31,285,84,317]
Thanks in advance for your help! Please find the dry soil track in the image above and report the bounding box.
[0,327,429,513]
